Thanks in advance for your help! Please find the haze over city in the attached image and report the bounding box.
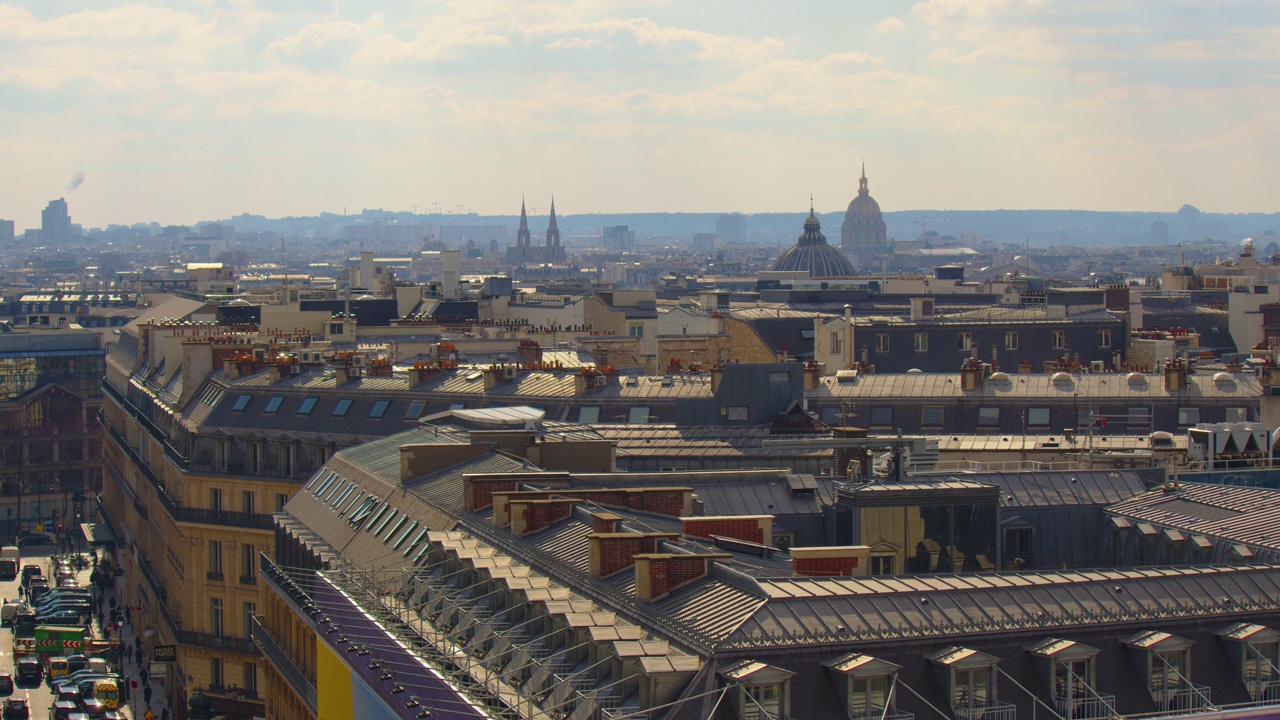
[3,0,1278,229]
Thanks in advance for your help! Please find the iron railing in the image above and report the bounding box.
[953,700,1016,720]
[1055,693,1117,720]
[1153,685,1211,714]
[176,629,259,656]
[250,615,317,712]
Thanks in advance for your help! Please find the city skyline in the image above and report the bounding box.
[2,1,1278,229]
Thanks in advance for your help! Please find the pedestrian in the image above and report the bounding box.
[161,708,169,720]
[140,667,148,684]
[144,684,153,706]
[135,645,142,666]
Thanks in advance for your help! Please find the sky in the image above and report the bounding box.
[1,0,1278,230]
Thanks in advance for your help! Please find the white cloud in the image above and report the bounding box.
[875,16,908,34]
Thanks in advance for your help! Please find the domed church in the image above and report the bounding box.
[769,205,857,278]
[840,163,888,270]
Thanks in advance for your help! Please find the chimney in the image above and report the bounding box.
[335,365,354,386]
[465,477,519,512]
[634,553,731,601]
[710,365,725,393]
[587,532,679,577]
[844,304,854,370]
[517,340,543,366]
[960,358,984,391]
[399,443,487,482]
[407,363,443,388]
[223,357,241,379]
[681,515,773,546]
[1164,359,1185,392]
[591,511,625,533]
[510,497,581,536]
[791,546,871,577]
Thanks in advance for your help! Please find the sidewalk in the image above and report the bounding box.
[98,553,174,720]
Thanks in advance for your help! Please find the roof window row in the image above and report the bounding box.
[230,393,427,419]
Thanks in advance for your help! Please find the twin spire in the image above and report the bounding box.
[514,195,562,260]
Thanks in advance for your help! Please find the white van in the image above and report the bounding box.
[1,599,26,625]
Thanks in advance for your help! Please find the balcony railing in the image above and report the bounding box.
[953,701,1016,720]
[176,629,259,656]
[852,708,914,720]
[250,615,317,712]
[105,424,274,531]
[1055,693,1117,720]
[1248,679,1280,704]
[1153,685,1212,714]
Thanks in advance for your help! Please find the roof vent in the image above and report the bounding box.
[1051,371,1073,383]
[1127,372,1145,384]
[989,371,1009,382]
[1213,372,1234,383]
[907,368,923,374]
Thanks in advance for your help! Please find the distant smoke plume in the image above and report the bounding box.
[65,170,85,193]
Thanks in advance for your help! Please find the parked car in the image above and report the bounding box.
[48,700,77,720]
[64,656,87,674]
[0,672,12,695]
[1,698,27,720]
[16,534,53,548]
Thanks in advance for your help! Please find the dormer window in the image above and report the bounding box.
[1218,623,1280,702]
[826,653,911,720]
[1123,630,1210,712]
[928,647,1014,720]
[721,660,794,720]
[1028,638,1115,720]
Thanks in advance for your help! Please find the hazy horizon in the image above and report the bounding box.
[3,1,1278,229]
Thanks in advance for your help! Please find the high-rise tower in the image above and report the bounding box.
[42,198,72,245]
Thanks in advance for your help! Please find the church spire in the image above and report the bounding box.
[516,196,531,252]
[859,162,869,195]
[545,195,561,257]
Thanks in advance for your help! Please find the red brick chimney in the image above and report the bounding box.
[634,553,731,600]
[791,546,871,577]
[587,532,679,577]
[510,498,581,536]
[591,511,626,533]
[681,515,773,546]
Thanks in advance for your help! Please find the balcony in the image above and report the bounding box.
[852,709,914,720]
[250,615,317,713]
[1153,685,1211,714]
[104,425,274,531]
[1055,693,1117,720]
[176,629,259,656]
[1248,679,1280,704]
[953,701,1016,720]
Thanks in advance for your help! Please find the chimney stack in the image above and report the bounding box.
[634,553,730,601]
[791,546,871,577]
[587,532,679,577]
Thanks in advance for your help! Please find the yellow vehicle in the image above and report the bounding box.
[46,656,68,680]
[92,678,119,709]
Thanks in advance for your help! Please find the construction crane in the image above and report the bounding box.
[913,215,952,243]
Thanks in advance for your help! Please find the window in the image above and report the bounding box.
[242,491,255,514]
[952,667,992,709]
[958,332,972,352]
[876,334,890,353]
[210,598,224,636]
[210,658,224,689]
[1227,407,1248,422]
[209,488,223,512]
[628,406,650,424]
[215,440,228,472]
[298,397,317,415]
[1150,649,1190,693]
[247,442,260,474]
[208,541,223,579]
[241,544,257,583]
[281,445,294,477]
[231,395,251,412]
[1077,407,1100,428]
[393,521,419,550]
[850,676,888,718]
[1027,408,1050,427]
[870,555,895,575]
[242,602,257,639]
[1244,642,1279,699]
[1052,331,1066,349]
[831,331,843,354]
[332,399,352,417]
[629,323,644,337]
[1098,329,1112,348]
[579,406,600,423]
[1005,332,1019,350]
[1128,406,1152,428]
[370,400,389,418]
[244,661,258,697]
[373,510,399,537]
[922,406,944,427]
[384,515,409,541]
[276,493,288,512]
[914,333,928,352]
[744,684,782,720]
[264,396,283,414]
[1005,526,1033,568]
[1179,407,1200,426]
[978,407,1000,427]
[870,407,893,427]
[1053,658,1095,706]
[405,401,425,419]
[349,499,378,526]
[769,371,790,384]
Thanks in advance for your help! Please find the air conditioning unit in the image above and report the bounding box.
[593,374,607,387]
[290,365,300,375]
[503,365,517,380]
[1090,360,1105,372]
[351,355,367,368]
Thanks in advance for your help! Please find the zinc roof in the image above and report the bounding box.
[1107,482,1280,555]
[730,565,1280,644]
[811,372,1260,400]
